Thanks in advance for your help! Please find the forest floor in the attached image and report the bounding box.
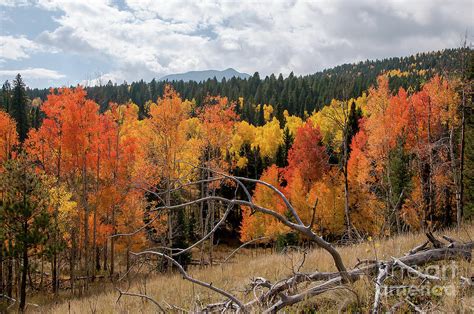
[30,223,474,313]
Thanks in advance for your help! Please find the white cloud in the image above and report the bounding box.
[79,70,124,86]
[0,35,41,61]
[0,67,65,79]
[0,0,33,7]
[3,0,473,85]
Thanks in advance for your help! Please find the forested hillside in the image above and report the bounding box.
[24,48,466,122]
[0,47,472,312]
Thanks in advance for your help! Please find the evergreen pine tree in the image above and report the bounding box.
[1,80,11,113]
[11,74,29,142]
[346,100,363,154]
[0,154,51,311]
[388,137,412,231]
[276,127,294,168]
[463,53,474,219]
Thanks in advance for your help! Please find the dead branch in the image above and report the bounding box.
[117,165,474,313]
[373,262,389,313]
[116,287,165,312]
[121,224,473,312]
[392,257,440,281]
[354,258,378,268]
[172,201,235,257]
[260,238,472,312]
[460,276,473,287]
[0,294,17,310]
[426,231,445,248]
[222,236,268,265]
[131,250,247,312]
[148,193,350,280]
[407,240,429,255]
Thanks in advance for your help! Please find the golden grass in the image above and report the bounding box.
[34,224,473,313]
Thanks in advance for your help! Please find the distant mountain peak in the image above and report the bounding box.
[160,68,250,82]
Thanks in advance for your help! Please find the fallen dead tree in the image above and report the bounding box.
[254,238,472,313]
[113,167,473,313]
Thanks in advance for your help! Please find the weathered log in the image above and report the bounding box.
[262,241,473,312]
[373,262,389,313]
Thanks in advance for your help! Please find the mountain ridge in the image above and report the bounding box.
[26,48,467,120]
[160,68,250,82]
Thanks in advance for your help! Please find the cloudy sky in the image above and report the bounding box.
[0,0,472,88]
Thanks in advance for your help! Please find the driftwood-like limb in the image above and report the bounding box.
[161,299,188,312]
[460,276,473,287]
[0,294,17,310]
[263,275,350,313]
[110,212,161,238]
[407,240,429,255]
[203,300,239,312]
[372,262,389,313]
[116,288,165,312]
[172,201,235,257]
[0,294,36,311]
[260,240,473,312]
[234,175,304,226]
[442,235,457,243]
[392,257,440,281]
[137,165,349,281]
[149,194,350,281]
[354,258,378,268]
[0,294,16,303]
[121,227,472,312]
[404,297,424,313]
[426,231,445,248]
[121,165,474,313]
[222,236,268,265]
[131,251,247,312]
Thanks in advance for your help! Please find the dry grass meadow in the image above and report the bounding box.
[29,224,474,313]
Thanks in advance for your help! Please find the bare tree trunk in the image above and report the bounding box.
[93,148,100,280]
[207,149,214,265]
[209,188,215,265]
[449,126,461,226]
[82,161,89,290]
[103,241,108,271]
[0,243,3,296]
[126,239,131,272]
[199,153,210,267]
[6,252,12,298]
[343,151,351,240]
[19,222,28,312]
[15,259,19,299]
[342,119,357,240]
[95,246,101,272]
[110,205,115,278]
[110,127,120,279]
[70,227,76,295]
[40,255,44,290]
[52,146,61,294]
[166,179,173,272]
[457,84,466,226]
[427,98,434,225]
[199,169,206,267]
[52,243,58,293]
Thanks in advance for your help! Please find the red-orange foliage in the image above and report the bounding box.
[240,165,286,242]
[198,96,239,183]
[0,111,18,163]
[284,120,328,189]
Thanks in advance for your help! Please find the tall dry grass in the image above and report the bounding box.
[33,224,473,313]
